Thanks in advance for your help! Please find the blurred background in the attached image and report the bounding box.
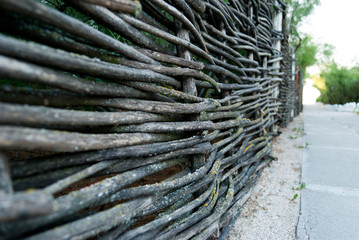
[288,0,359,106]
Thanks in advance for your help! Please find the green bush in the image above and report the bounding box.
[318,63,359,104]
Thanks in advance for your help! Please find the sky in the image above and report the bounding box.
[300,0,359,69]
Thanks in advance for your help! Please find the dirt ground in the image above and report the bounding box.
[228,114,304,240]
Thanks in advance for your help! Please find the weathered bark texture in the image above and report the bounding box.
[0,191,54,222]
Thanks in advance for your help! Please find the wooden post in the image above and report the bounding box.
[177,29,198,96]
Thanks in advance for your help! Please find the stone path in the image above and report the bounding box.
[297,103,359,240]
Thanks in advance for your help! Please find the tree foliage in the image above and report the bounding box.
[285,0,320,44]
[295,35,317,75]
[317,43,335,64]
[317,63,359,104]
[284,0,321,76]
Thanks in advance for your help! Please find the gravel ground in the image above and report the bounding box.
[228,114,304,240]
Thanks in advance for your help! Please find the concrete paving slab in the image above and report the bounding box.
[297,104,359,240]
[304,122,358,137]
[302,148,359,189]
[303,105,359,137]
[297,188,359,240]
[304,123,351,131]
[304,134,359,149]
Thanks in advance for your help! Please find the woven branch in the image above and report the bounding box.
[0,0,301,239]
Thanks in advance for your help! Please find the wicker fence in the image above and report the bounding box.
[0,0,301,239]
